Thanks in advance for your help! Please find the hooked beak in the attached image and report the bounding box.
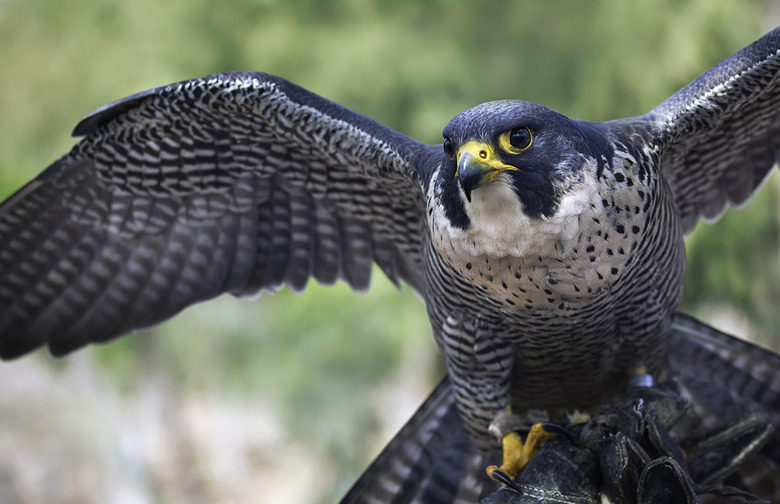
[456,141,517,202]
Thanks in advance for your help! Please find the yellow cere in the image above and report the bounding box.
[455,140,518,180]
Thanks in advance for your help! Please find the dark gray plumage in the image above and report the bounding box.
[342,315,780,503]
[2,26,780,503]
[344,336,777,504]
[0,74,429,356]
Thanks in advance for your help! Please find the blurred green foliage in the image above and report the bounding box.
[683,173,780,349]
[0,0,778,501]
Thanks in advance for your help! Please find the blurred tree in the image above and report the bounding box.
[0,1,777,503]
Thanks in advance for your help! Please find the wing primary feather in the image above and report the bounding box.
[311,199,343,286]
[284,191,316,293]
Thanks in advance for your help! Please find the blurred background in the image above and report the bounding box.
[0,1,778,503]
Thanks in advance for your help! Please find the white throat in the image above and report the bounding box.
[428,170,600,262]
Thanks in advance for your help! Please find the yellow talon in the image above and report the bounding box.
[486,423,554,483]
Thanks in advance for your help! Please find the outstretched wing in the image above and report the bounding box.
[650,27,780,234]
[0,72,435,359]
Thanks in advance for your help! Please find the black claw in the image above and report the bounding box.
[542,422,579,445]
[490,468,523,493]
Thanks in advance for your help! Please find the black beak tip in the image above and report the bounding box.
[458,173,477,203]
[464,185,473,202]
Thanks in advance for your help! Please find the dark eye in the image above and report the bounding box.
[509,127,532,150]
[443,137,456,160]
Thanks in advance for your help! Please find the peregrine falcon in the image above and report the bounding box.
[1,22,780,502]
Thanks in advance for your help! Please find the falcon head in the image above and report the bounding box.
[429,100,614,259]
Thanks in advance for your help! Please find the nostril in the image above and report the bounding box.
[479,150,487,159]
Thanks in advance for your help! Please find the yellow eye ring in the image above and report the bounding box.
[499,127,533,154]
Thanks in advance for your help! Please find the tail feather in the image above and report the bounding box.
[670,313,780,456]
[339,377,497,504]
[670,312,780,500]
